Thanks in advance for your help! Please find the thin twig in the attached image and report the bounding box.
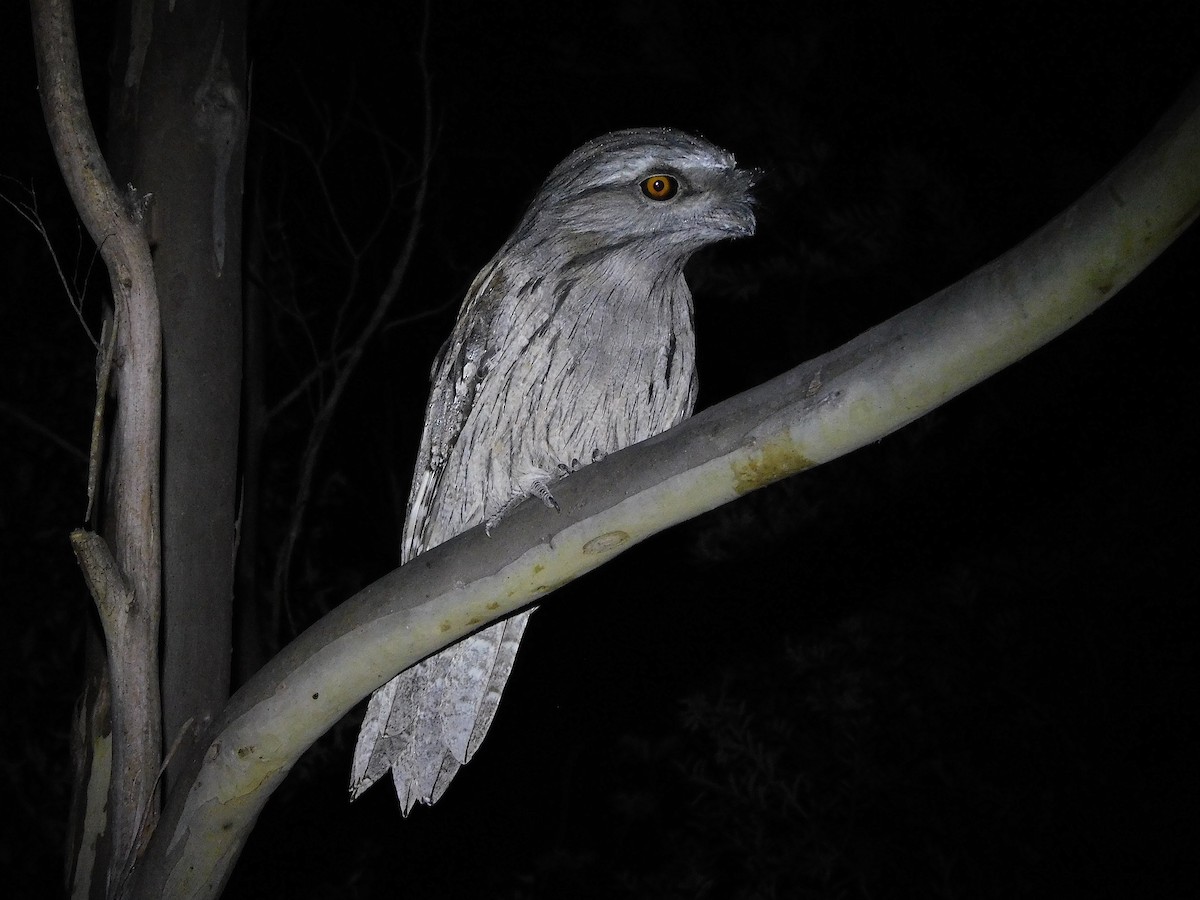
[269,5,436,632]
[85,312,117,523]
[0,179,99,349]
[0,399,88,462]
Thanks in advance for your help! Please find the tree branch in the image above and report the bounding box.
[126,74,1200,899]
[30,0,163,892]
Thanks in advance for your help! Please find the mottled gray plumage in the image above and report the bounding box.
[351,128,756,812]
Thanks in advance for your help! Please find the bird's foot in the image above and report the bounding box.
[483,450,605,536]
[485,473,560,535]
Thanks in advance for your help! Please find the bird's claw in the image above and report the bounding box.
[529,479,561,512]
[484,477,560,536]
[558,449,604,474]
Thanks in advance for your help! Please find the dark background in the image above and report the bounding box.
[2,1,1197,897]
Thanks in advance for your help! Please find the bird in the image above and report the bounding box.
[350,127,756,813]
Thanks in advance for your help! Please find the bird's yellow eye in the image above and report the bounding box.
[640,174,679,201]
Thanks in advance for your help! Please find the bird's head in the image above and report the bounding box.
[510,128,757,265]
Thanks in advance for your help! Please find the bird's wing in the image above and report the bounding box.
[351,261,527,808]
[399,262,506,562]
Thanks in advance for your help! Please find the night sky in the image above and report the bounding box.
[2,2,1198,897]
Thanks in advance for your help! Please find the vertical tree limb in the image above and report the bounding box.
[30,0,163,895]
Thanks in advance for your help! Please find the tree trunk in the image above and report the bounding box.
[44,0,246,895]
[107,0,247,792]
